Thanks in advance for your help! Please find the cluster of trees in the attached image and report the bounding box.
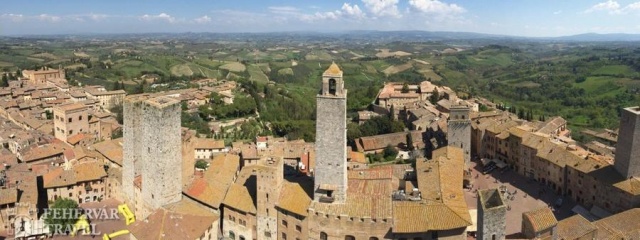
[366,145,399,163]
[199,95,256,120]
[347,115,405,147]
[44,198,80,233]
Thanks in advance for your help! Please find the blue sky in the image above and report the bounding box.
[2,0,640,36]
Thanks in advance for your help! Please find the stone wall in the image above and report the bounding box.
[123,97,143,203]
[314,96,348,202]
[614,106,640,178]
[181,131,196,186]
[140,97,182,209]
[307,211,392,239]
[277,210,309,240]
[447,121,471,166]
[222,209,255,240]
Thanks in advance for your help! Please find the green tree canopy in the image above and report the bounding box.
[44,198,80,234]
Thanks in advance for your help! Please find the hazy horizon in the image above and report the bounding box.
[3,0,640,37]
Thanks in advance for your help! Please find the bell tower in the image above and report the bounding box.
[314,62,348,203]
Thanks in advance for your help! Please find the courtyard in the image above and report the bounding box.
[464,159,576,239]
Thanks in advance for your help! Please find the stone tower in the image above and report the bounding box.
[447,105,471,166]
[478,188,507,240]
[123,95,183,212]
[314,62,348,203]
[256,157,284,239]
[123,95,145,203]
[614,106,640,179]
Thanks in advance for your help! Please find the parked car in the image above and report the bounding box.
[483,165,497,174]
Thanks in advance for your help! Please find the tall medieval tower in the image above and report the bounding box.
[478,188,507,240]
[256,157,284,239]
[123,95,183,217]
[447,105,471,166]
[614,106,640,179]
[314,62,348,203]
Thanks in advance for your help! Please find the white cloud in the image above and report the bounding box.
[88,14,109,21]
[408,0,465,14]
[139,13,175,23]
[585,0,620,13]
[362,0,401,18]
[268,6,300,14]
[553,10,562,15]
[300,11,340,22]
[584,0,626,14]
[298,3,367,22]
[36,14,61,22]
[194,15,211,24]
[584,0,640,14]
[341,3,367,19]
[0,13,25,22]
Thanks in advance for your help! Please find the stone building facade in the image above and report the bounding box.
[314,62,348,203]
[614,106,640,179]
[447,105,471,166]
[22,67,65,84]
[478,188,507,240]
[53,103,88,143]
[86,89,126,110]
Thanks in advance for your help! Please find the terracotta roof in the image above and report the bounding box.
[556,214,597,240]
[356,131,422,152]
[92,138,123,166]
[0,188,18,205]
[393,201,470,232]
[523,207,558,232]
[309,172,394,219]
[595,208,640,239]
[613,177,640,195]
[348,151,367,164]
[223,184,256,214]
[55,103,87,112]
[74,161,107,183]
[323,62,342,76]
[20,143,65,162]
[129,205,217,240]
[184,154,239,209]
[67,133,89,145]
[194,138,225,149]
[394,146,471,233]
[43,161,106,188]
[536,117,566,135]
[42,167,75,188]
[277,181,312,217]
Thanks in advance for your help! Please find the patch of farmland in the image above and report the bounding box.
[219,62,246,72]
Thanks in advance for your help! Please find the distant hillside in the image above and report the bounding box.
[7,31,640,42]
[552,33,640,42]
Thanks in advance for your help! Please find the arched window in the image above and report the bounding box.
[369,238,379,240]
[345,235,355,240]
[320,232,328,240]
[229,231,235,240]
[329,79,337,95]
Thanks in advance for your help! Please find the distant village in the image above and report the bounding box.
[1,63,640,240]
